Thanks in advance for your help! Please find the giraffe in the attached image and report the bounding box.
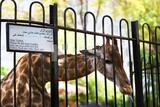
[0,37,133,107]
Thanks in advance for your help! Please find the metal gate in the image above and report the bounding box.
[0,0,160,107]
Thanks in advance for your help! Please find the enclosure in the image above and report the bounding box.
[0,0,160,107]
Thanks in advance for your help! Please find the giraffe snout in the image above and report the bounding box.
[119,84,133,95]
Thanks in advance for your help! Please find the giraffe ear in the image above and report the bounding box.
[80,49,95,56]
[80,45,102,56]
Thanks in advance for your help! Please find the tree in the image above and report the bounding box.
[110,0,160,60]
[40,0,108,28]
[110,0,160,29]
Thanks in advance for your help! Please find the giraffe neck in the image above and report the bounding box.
[1,54,49,91]
[1,53,102,106]
[1,53,98,89]
[1,53,51,107]
[58,54,98,81]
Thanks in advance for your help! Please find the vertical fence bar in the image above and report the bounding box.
[109,16,117,107]
[50,3,59,107]
[85,12,98,104]
[63,7,78,106]
[148,25,155,107]
[29,3,33,106]
[155,26,160,107]
[0,1,2,106]
[64,8,69,107]
[102,16,108,106]
[131,21,144,107]
[120,19,133,107]
[29,2,46,106]
[119,19,125,107]
[11,1,17,107]
[84,12,89,105]
[92,12,98,105]
[142,23,149,107]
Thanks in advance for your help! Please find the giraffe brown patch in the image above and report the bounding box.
[17,84,25,95]
[77,62,84,68]
[5,90,13,99]
[88,62,92,69]
[68,69,76,79]
[21,66,29,75]
[32,91,42,103]
[2,90,13,106]
[24,91,29,98]
[19,74,28,83]
[18,95,26,106]
[2,81,12,91]
[69,61,75,69]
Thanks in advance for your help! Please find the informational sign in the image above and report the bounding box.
[6,23,54,53]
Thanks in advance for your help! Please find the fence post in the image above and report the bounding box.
[50,3,59,107]
[131,21,144,107]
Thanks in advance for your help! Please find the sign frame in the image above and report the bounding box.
[6,23,54,53]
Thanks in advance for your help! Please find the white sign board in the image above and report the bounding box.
[6,23,54,52]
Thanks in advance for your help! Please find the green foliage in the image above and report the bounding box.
[76,73,106,102]
[68,72,126,105]
[1,67,8,76]
[2,0,109,27]
[111,0,160,29]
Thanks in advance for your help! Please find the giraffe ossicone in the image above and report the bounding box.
[0,37,133,107]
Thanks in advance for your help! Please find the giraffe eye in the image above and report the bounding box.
[105,60,112,64]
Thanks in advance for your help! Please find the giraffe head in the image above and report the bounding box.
[80,37,133,96]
